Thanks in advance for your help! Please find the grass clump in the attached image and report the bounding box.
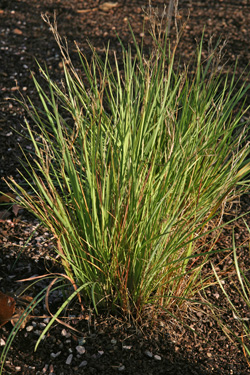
[5,18,250,324]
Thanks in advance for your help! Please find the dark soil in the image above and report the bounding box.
[0,1,250,374]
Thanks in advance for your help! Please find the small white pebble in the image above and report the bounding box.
[123,345,132,350]
[26,325,33,332]
[61,329,70,337]
[118,365,125,371]
[42,364,48,373]
[79,360,87,367]
[145,350,153,358]
[50,351,61,359]
[154,355,161,361]
[76,346,85,355]
[0,339,6,346]
[66,354,73,365]
[15,366,21,372]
